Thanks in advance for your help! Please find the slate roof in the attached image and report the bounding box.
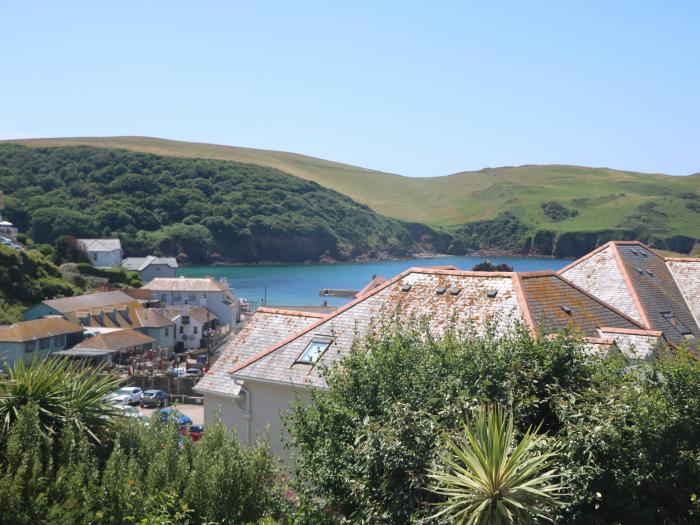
[518,272,643,337]
[230,267,662,389]
[133,309,174,328]
[42,291,136,314]
[122,256,178,272]
[560,241,700,348]
[72,329,156,351]
[194,307,324,396]
[142,277,228,292]
[155,306,218,324]
[0,318,84,342]
[77,238,122,252]
[666,258,700,324]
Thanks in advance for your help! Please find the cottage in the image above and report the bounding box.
[142,277,239,328]
[199,267,660,460]
[122,256,178,282]
[0,317,85,366]
[23,291,137,320]
[156,305,219,352]
[77,238,123,268]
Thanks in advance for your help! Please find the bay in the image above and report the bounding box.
[178,255,573,310]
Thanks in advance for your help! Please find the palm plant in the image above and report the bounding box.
[428,405,566,525]
[0,357,122,444]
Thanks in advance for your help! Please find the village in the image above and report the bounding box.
[2,181,699,461]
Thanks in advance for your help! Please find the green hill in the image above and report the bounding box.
[0,144,441,264]
[2,137,699,257]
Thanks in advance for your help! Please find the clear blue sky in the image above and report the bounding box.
[1,1,698,177]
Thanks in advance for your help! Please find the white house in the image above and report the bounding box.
[198,267,662,461]
[142,277,239,328]
[156,305,219,352]
[122,256,178,282]
[77,238,123,268]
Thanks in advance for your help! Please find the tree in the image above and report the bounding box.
[428,405,566,524]
[471,260,514,272]
[53,235,90,265]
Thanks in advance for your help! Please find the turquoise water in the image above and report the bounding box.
[178,255,573,309]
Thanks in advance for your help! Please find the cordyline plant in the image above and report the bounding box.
[0,357,122,444]
[428,405,567,525]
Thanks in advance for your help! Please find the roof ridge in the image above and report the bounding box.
[255,307,327,319]
[557,241,613,274]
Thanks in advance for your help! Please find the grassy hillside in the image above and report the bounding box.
[0,145,442,264]
[2,137,698,256]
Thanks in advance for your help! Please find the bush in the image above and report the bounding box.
[75,263,141,287]
[541,201,579,222]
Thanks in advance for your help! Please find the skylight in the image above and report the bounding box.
[450,287,461,296]
[436,286,446,295]
[660,311,693,336]
[635,268,645,275]
[487,289,498,298]
[560,305,572,315]
[296,340,331,365]
[400,284,412,293]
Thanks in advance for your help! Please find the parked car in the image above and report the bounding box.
[184,368,203,378]
[186,424,204,442]
[140,389,169,408]
[109,387,143,405]
[155,407,193,427]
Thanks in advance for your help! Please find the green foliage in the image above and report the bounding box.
[0,244,81,323]
[0,357,122,445]
[53,235,90,265]
[470,260,513,272]
[428,405,566,524]
[286,323,700,523]
[541,201,579,222]
[75,263,142,287]
[0,144,428,262]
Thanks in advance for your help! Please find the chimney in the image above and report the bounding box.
[183,300,189,316]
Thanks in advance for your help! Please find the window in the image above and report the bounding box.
[92,253,97,261]
[39,338,50,350]
[193,326,198,334]
[179,326,184,334]
[24,341,35,353]
[53,334,66,348]
[173,294,181,302]
[660,311,692,335]
[160,293,167,302]
[296,340,331,365]
[165,328,169,337]
[188,294,196,302]
[181,315,190,325]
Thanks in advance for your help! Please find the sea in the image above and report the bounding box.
[178,255,573,310]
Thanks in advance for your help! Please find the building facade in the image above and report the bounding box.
[77,238,123,268]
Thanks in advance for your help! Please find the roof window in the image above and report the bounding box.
[634,267,644,275]
[560,305,572,315]
[436,286,446,295]
[450,287,461,296]
[660,311,693,336]
[296,339,331,365]
[646,270,654,277]
[400,284,412,293]
[487,289,498,298]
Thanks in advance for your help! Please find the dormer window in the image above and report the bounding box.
[296,339,332,365]
[660,311,692,336]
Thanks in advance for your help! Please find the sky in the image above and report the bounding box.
[1,1,698,177]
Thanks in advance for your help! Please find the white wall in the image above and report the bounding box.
[89,249,122,268]
[203,380,310,464]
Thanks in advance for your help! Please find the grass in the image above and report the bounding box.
[4,137,700,238]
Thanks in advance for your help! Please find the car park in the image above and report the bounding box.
[140,389,169,408]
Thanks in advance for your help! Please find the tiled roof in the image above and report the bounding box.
[518,272,643,338]
[42,291,136,314]
[356,276,387,298]
[560,241,700,348]
[232,268,525,388]
[133,308,173,328]
[122,256,178,272]
[0,317,84,342]
[64,301,143,329]
[142,277,227,292]
[666,258,700,324]
[77,238,122,252]
[155,306,218,324]
[72,329,156,351]
[194,307,324,396]
[230,266,667,389]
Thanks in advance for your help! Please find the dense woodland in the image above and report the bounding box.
[0,145,438,264]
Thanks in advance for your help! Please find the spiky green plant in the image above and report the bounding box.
[0,357,122,444]
[428,405,566,525]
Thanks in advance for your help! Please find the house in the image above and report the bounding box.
[199,267,660,460]
[0,190,19,242]
[156,305,219,352]
[194,307,326,444]
[559,241,700,348]
[0,317,85,366]
[77,238,123,268]
[23,290,137,321]
[57,329,157,365]
[122,256,178,282]
[142,277,239,328]
[22,290,176,352]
